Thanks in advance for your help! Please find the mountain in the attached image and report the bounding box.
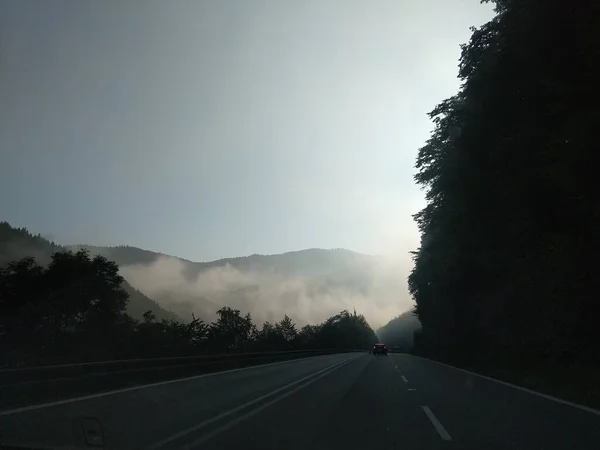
[376,310,421,352]
[68,245,408,327]
[0,222,180,322]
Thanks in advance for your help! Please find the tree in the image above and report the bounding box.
[142,310,156,324]
[0,257,46,346]
[315,310,378,350]
[209,307,255,353]
[0,250,131,364]
[277,315,297,344]
[409,0,600,364]
[187,314,209,347]
[295,324,320,349]
[1,248,381,365]
[255,321,283,350]
[44,250,128,330]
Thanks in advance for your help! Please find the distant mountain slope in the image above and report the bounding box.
[376,310,421,351]
[0,222,180,322]
[69,244,408,327]
[75,246,380,278]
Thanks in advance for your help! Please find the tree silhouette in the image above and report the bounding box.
[1,248,379,366]
[209,307,256,353]
[277,315,297,343]
[409,0,599,365]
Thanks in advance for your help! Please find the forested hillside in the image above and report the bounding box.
[70,245,405,327]
[0,247,377,367]
[0,222,179,321]
[409,0,598,378]
[376,310,421,352]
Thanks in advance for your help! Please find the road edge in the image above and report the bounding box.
[0,353,353,416]
[410,354,600,416]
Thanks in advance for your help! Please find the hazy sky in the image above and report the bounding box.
[1,0,494,262]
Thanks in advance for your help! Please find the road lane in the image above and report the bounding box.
[199,353,444,450]
[392,353,600,450]
[1,352,600,450]
[147,357,355,449]
[0,351,346,411]
[176,353,600,450]
[0,353,360,449]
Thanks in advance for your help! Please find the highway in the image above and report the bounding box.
[1,352,599,449]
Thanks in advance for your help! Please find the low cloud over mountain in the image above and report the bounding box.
[82,247,412,328]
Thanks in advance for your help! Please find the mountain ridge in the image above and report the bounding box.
[0,222,180,322]
[68,244,389,325]
[67,245,375,265]
[2,221,410,328]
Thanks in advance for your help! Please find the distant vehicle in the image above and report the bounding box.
[372,343,388,356]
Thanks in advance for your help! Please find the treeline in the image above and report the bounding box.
[0,250,377,367]
[0,221,181,322]
[409,0,599,367]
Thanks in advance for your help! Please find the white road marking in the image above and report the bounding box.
[147,356,358,449]
[413,355,600,416]
[0,354,349,416]
[408,388,416,391]
[0,444,81,450]
[421,405,452,441]
[401,375,408,383]
[180,358,355,449]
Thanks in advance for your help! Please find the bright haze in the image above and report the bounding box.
[0,1,494,327]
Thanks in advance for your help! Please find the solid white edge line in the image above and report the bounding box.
[180,357,356,449]
[0,443,89,450]
[0,353,351,416]
[421,405,452,441]
[412,355,600,416]
[401,375,408,383]
[147,355,359,449]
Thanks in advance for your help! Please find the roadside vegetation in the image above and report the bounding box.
[0,248,377,368]
[408,0,600,408]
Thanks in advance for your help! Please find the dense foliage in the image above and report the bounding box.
[409,0,599,366]
[0,250,377,367]
[0,222,179,322]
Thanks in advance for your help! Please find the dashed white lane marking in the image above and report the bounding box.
[401,375,408,383]
[421,405,452,441]
[408,388,416,391]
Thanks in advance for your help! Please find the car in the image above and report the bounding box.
[372,343,388,356]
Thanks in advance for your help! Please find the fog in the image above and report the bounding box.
[119,255,412,329]
[0,241,56,268]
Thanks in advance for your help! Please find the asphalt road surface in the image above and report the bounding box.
[1,352,600,450]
